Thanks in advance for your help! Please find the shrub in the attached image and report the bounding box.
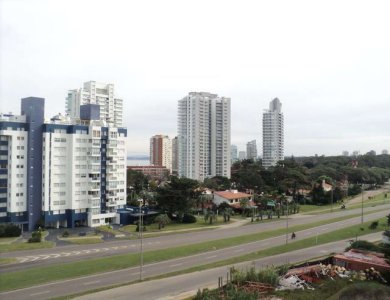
[62,230,69,237]
[28,231,42,243]
[182,213,197,223]
[0,224,22,237]
[346,240,380,252]
[369,221,379,230]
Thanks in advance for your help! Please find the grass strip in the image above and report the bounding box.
[0,241,54,253]
[62,237,103,245]
[0,258,17,265]
[0,212,384,292]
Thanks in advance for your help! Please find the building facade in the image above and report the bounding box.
[246,140,258,160]
[178,92,231,181]
[150,134,172,172]
[171,136,178,175]
[231,144,238,164]
[1,96,127,230]
[41,112,127,228]
[238,151,246,160]
[66,81,123,127]
[0,114,29,229]
[262,98,284,168]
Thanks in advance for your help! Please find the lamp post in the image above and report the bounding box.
[361,184,364,224]
[138,199,143,281]
[285,197,289,245]
[331,185,334,213]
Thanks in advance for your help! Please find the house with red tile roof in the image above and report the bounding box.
[213,190,255,208]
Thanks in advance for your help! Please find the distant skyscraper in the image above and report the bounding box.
[238,151,246,160]
[342,151,349,156]
[66,81,123,127]
[382,149,389,155]
[246,140,258,160]
[150,135,172,172]
[262,98,284,168]
[352,150,360,157]
[231,144,238,164]
[178,92,231,181]
[172,136,178,175]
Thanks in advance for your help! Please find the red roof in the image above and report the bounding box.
[214,190,252,200]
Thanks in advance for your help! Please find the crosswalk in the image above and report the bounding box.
[17,245,131,263]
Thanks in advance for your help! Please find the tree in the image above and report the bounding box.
[154,214,171,230]
[203,176,231,190]
[156,176,201,221]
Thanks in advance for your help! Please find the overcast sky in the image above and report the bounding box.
[1,0,389,157]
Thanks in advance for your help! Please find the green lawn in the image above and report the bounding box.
[0,241,54,253]
[0,237,19,244]
[1,214,386,292]
[122,216,233,234]
[0,257,17,265]
[59,237,103,245]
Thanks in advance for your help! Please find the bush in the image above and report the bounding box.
[28,230,42,243]
[182,213,197,223]
[62,230,69,237]
[346,240,380,252]
[0,224,22,237]
[369,221,379,230]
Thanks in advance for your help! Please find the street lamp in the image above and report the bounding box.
[361,183,364,224]
[285,196,289,245]
[138,199,144,281]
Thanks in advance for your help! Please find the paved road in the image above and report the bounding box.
[1,203,389,274]
[0,211,386,300]
[76,232,383,300]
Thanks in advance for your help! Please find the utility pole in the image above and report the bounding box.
[285,198,289,245]
[138,198,144,281]
[361,184,364,224]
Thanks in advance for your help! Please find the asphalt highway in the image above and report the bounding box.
[0,210,387,300]
[76,232,383,300]
[2,203,389,274]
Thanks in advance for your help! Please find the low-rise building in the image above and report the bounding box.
[213,190,254,208]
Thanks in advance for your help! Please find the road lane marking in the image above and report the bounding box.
[170,263,183,267]
[30,291,50,296]
[206,255,217,259]
[83,280,101,286]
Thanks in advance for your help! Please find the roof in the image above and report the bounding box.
[333,249,390,270]
[214,190,252,200]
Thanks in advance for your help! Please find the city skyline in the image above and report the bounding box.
[1,0,390,156]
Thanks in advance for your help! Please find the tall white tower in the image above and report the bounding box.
[66,81,123,127]
[178,92,231,181]
[262,98,284,168]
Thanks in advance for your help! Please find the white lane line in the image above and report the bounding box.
[206,255,217,259]
[83,280,101,286]
[170,263,183,267]
[30,291,50,296]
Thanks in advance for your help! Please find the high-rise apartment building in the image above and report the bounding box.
[171,136,178,175]
[231,144,238,164]
[178,92,231,181]
[262,98,284,168]
[1,93,127,230]
[246,140,258,160]
[150,135,172,172]
[0,113,29,229]
[238,151,246,160]
[66,81,123,127]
